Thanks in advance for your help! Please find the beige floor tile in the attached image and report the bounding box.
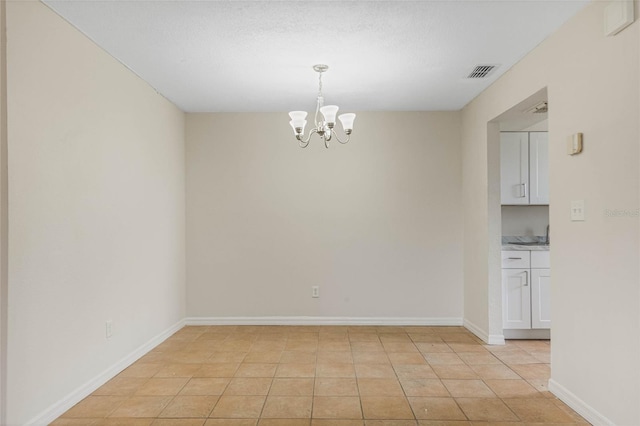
[366,421,418,426]
[446,344,487,353]
[151,419,206,426]
[504,398,575,423]
[207,352,248,363]
[510,364,551,380]
[62,396,127,418]
[530,351,551,363]
[352,352,391,365]
[317,351,354,364]
[250,341,287,352]
[312,396,363,419]
[93,378,149,396]
[204,419,257,426]
[314,378,359,396]
[469,364,519,380]
[135,378,189,396]
[361,397,414,420]
[423,354,463,365]
[276,363,316,378]
[431,365,478,380]
[269,378,315,396]
[387,353,427,365]
[525,378,552,395]
[441,380,495,398]
[316,363,356,378]
[49,419,105,426]
[119,363,164,379]
[379,334,412,343]
[261,396,313,418]
[399,379,449,397]
[484,379,542,398]
[209,395,266,418]
[438,335,477,344]
[312,420,364,426]
[155,364,203,378]
[358,378,405,397]
[355,364,397,378]
[235,363,277,378]
[158,396,218,418]
[280,351,317,364]
[393,365,438,380]
[106,419,157,426]
[383,343,419,353]
[179,378,230,396]
[317,341,352,352]
[349,333,382,342]
[414,343,452,354]
[455,398,518,422]
[409,335,444,344]
[417,421,470,425]
[350,342,385,352]
[110,396,173,418]
[407,397,466,420]
[456,352,501,365]
[243,352,282,363]
[224,378,273,395]
[166,351,214,364]
[494,351,542,365]
[286,341,319,351]
[258,420,311,426]
[196,363,239,378]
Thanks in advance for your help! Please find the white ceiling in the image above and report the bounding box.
[43,0,589,113]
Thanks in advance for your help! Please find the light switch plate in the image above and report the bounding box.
[571,200,585,221]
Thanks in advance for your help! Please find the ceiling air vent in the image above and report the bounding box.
[466,64,498,79]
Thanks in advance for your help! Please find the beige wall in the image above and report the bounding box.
[5,2,186,424]
[0,0,7,423]
[462,1,639,423]
[186,112,463,321]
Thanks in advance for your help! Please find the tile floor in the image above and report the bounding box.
[52,326,587,425]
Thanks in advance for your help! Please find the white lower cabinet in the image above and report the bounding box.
[502,250,551,331]
[502,268,531,329]
[531,268,551,328]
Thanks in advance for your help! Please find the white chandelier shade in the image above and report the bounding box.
[288,65,356,149]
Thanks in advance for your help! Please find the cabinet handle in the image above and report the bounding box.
[508,257,522,260]
[521,183,528,198]
[523,270,529,286]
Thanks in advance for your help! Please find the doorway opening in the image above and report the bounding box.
[488,87,551,343]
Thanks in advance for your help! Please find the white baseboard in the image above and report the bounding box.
[548,378,614,426]
[463,319,505,345]
[26,319,185,426]
[503,328,550,340]
[184,316,463,327]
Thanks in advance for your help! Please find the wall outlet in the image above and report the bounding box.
[105,320,113,339]
[311,286,320,298]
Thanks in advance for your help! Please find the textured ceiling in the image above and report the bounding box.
[43,0,589,113]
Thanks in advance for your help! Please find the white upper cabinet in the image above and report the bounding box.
[528,132,549,205]
[500,132,529,205]
[500,132,549,205]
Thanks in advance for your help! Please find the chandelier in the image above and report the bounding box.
[288,64,356,149]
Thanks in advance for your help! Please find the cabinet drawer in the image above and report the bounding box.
[531,251,550,268]
[501,251,530,268]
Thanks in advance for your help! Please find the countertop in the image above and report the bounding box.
[501,236,550,251]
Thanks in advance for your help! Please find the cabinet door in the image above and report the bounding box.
[531,268,551,329]
[500,132,529,205]
[502,268,531,329]
[529,132,549,205]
